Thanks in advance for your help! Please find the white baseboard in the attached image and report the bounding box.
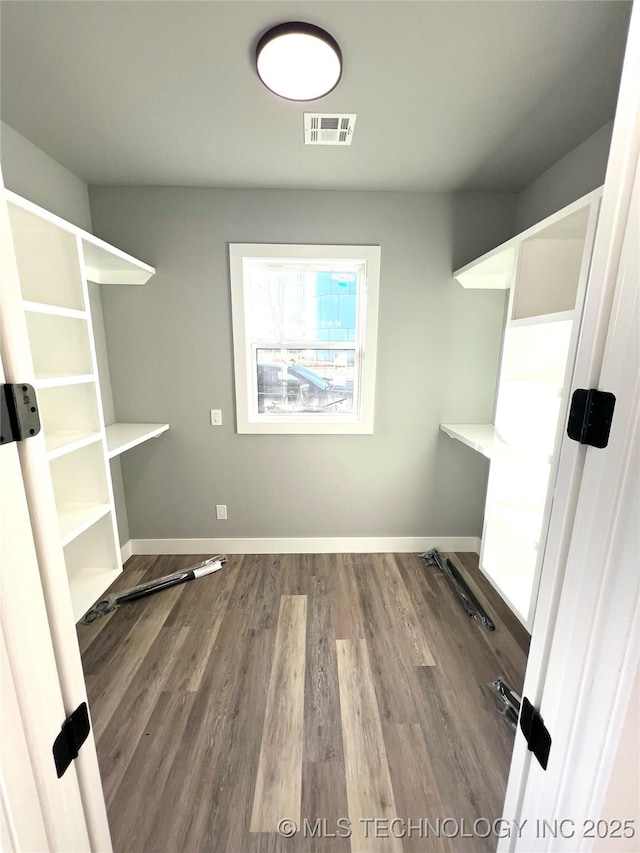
[120,540,133,563]
[128,536,481,556]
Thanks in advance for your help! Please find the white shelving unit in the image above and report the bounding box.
[450,189,602,629]
[6,191,168,621]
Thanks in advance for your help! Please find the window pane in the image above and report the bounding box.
[249,267,359,343]
[256,347,355,414]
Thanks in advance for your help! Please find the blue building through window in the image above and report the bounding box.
[313,271,357,362]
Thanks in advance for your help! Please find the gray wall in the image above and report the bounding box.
[514,121,613,232]
[2,112,611,546]
[1,121,93,231]
[89,187,514,541]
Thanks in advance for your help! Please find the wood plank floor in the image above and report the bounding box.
[78,552,528,853]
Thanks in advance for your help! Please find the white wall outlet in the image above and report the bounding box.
[215,504,227,520]
[210,409,223,426]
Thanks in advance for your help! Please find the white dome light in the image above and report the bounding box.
[256,23,342,101]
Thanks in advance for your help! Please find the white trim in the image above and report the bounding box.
[129,536,481,556]
[120,540,133,564]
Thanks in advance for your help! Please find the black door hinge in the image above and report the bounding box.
[520,697,551,770]
[567,388,616,449]
[52,703,91,778]
[0,383,41,446]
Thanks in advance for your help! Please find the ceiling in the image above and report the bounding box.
[0,1,632,193]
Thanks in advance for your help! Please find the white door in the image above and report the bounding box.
[0,173,112,851]
[500,4,640,848]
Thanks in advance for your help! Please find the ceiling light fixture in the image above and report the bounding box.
[255,22,342,102]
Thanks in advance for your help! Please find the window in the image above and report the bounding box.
[229,244,381,434]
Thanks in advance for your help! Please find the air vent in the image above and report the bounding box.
[304,113,356,145]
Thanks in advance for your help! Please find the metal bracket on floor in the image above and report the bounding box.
[489,678,522,732]
[421,549,495,631]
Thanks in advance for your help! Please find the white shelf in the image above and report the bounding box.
[106,423,170,458]
[82,236,155,285]
[23,301,87,320]
[58,503,112,547]
[34,373,96,389]
[509,309,576,328]
[454,245,516,289]
[440,423,495,458]
[46,431,103,460]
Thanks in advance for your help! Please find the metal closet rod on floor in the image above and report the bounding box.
[81,555,227,624]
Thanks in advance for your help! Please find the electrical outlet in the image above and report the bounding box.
[216,504,227,520]
[210,409,223,426]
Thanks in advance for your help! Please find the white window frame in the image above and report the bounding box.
[229,243,380,434]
